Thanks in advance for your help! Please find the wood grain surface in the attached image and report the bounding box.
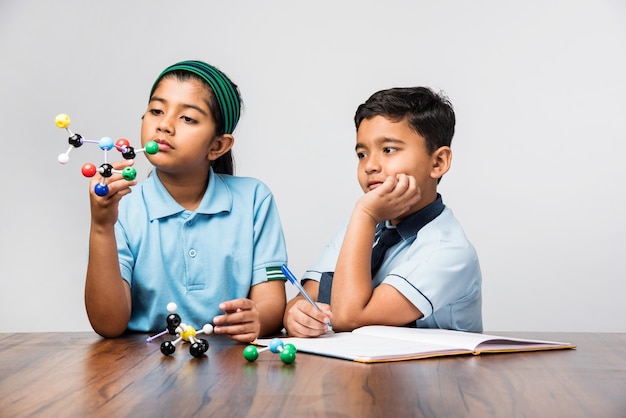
[1,332,624,417]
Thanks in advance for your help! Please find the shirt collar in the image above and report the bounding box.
[382,194,445,240]
[146,167,233,221]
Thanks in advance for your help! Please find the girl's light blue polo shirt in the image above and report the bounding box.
[114,168,287,332]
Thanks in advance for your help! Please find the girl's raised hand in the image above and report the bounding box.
[89,159,137,228]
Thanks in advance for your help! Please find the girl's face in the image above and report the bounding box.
[141,77,218,175]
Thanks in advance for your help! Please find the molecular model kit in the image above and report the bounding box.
[55,113,158,196]
[243,338,297,364]
[147,302,297,363]
[147,302,214,359]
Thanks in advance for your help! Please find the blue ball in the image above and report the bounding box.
[268,338,284,353]
[94,183,109,196]
[98,137,114,150]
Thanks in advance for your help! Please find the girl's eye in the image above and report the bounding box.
[356,151,366,159]
[182,116,196,124]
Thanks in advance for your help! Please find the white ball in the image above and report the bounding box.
[167,302,177,313]
[58,153,69,164]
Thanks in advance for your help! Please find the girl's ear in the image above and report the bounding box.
[430,146,452,180]
[207,134,234,161]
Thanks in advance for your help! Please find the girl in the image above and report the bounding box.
[85,60,287,342]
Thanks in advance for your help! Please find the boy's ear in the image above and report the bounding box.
[430,146,452,180]
[207,134,234,161]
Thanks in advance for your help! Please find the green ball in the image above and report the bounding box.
[144,140,159,155]
[122,167,137,181]
[243,345,259,362]
[280,347,296,364]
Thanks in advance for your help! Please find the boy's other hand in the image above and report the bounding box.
[284,299,332,337]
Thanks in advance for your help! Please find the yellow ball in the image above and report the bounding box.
[55,113,70,128]
[180,325,197,341]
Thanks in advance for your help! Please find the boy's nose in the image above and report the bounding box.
[364,156,381,173]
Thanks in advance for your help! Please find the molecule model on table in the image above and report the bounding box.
[243,338,297,364]
[55,113,159,197]
[147,302,214,359]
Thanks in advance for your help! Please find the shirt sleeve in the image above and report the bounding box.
[382,214,482,324]
[251,188,288,285]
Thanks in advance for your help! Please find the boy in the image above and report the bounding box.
[283,87,482,337]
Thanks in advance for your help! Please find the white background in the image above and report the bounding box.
[1,0,624,333]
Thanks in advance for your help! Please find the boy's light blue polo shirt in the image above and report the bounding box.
[303,195,483,332]
[114,168,287,332]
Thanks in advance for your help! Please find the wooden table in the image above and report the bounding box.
[1,331,624,417]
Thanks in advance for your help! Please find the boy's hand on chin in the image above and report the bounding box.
[358,174,421,223]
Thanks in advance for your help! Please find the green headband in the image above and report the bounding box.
[150,60,241,134]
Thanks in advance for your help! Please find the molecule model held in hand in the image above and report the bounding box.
[55,113,158,196]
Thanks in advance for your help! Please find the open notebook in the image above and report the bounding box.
[256,326,576,363]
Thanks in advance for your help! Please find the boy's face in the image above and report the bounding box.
[355,115,443,205]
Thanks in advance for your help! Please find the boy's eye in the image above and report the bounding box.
[383,147,397,154]
[356,151,366,159]
[149,108,164,116]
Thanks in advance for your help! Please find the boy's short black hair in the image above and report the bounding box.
[354,87,455,154]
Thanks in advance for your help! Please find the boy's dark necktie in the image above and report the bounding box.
[319,225,402,304]
[370,226,402,275]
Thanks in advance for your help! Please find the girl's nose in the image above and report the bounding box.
[156,116,174,134]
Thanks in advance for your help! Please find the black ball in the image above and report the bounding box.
[160,341,176,356]
[190,342,206,358]
[166,314,182,334]
[122,146,136,159]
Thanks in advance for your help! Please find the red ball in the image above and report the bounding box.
[116,138,130,148]
[81,163,97,177]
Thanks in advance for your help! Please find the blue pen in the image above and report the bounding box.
[281,263,322,312]
[281,264,332,330]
